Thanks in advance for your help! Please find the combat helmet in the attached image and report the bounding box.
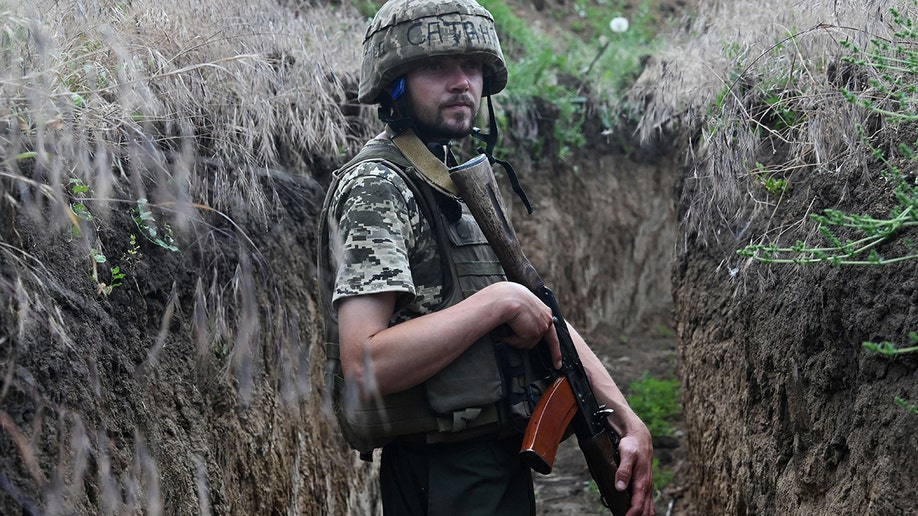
[359,0,532,214]
[358,0,509,104]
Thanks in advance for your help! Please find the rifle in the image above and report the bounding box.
[448,155,632,514]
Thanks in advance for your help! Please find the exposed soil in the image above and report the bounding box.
[514,140,686,514]
[672,146,918,515]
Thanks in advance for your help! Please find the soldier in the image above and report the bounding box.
[318,0,655,514]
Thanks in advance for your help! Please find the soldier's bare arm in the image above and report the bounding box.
[337,281,561,398]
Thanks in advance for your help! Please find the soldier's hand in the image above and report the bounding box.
[487,282,562,368]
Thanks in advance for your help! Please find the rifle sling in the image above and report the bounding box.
[389,127,460,198]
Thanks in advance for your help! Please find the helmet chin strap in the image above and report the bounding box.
[472,94,533,215]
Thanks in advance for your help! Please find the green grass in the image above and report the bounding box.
[628,372,681,437]
[627,371,681,492]
[478,0,664,153]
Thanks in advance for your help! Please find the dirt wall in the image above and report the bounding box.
[673,168,918,515]
[0,167,382,514]
[509,141,678,338]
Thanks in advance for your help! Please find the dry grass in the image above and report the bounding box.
[1,0,376,410]
[2,0,371,222]
[0,1,382,512]
[1,0,375,392]
[628,0,911,247]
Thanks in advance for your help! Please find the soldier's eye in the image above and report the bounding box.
[462,61,483,73]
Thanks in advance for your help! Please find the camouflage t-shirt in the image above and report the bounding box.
[327,157,445,323]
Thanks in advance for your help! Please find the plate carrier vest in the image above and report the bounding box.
[318,139,550,458]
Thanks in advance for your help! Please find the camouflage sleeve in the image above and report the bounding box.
[328,161,420,307]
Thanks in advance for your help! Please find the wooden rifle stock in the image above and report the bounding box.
[449,156,631,515]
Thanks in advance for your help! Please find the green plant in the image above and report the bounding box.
[739,132,918,265]
[759,90,802,132]
[67,179,126,296]
[895,396,918,415]
[65,182,177,296]
[839,5,918,122]
[863,331,918,356]
[125,233,141,263]
[68,178,93,237]
[652,456,674,491]
[478,0,663,155]
[620,371,682,493]
[132,198,179,252]
[651,323,676,338]
[738,3,918,414]
[753,162,790,197]
[577,369,684,499]
[863,335,917,416]
[586,456,677,497]
[348,0,377,19]
[628,372,681,438]
[89,248,124,296]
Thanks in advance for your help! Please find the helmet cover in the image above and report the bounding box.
[358,0,508,104]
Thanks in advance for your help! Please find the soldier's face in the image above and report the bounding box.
[404,56,483,140]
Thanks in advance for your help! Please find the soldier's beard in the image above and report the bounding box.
[409,95,478,141]
[414,118,473,140]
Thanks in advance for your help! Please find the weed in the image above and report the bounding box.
[753,162,790,197]
[125,234,141,264]
[862,331,918,356]
[895,397,918,414]
[628,372,681,493]
[64,181,176,296]
[586,457,676,498]
[651,323,676,338]
[739,131,918,266]
[478,0,664,155]
[576,369,683,501]
[652,456,674,491]
[66,179,124,296]
[68,178,94,237]
[839,6,918,122]
[90,247,123,297]
[347,0,377,19]
[132,198,179,252]
[628,372,681,438]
